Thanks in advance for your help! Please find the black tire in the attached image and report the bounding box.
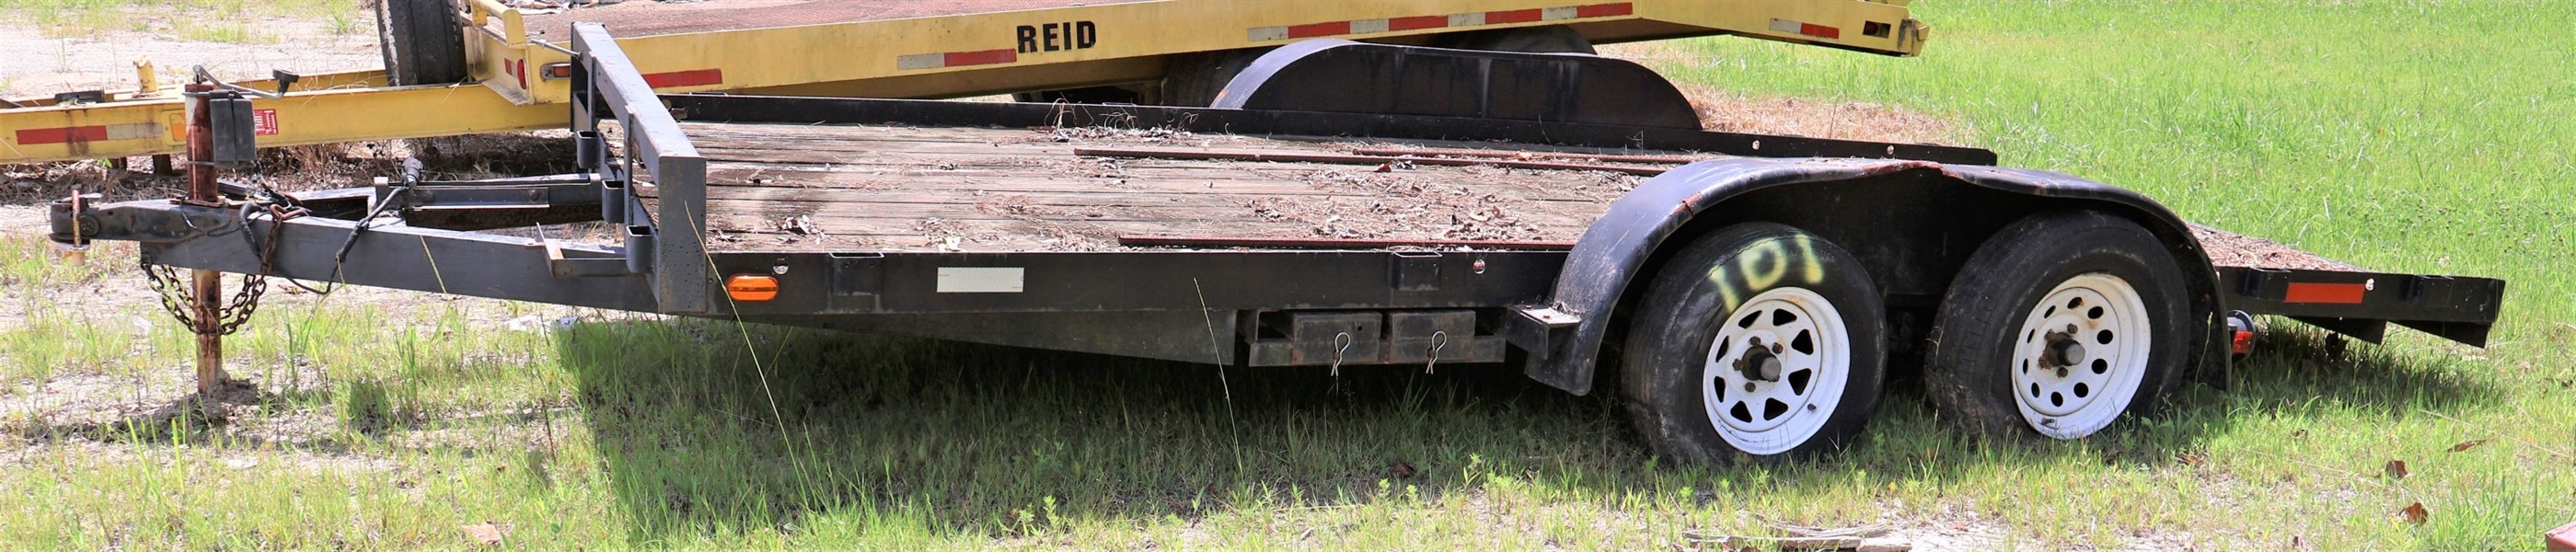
[1160,48,1271,108]
[376,0,468,86]
[1924,210,2196,440]
[1621,223,1888,464]
[1435,25,1597,54]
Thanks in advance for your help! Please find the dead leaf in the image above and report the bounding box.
[2380,500,2421,525]
[461,522,512,546]
[2177,452,2205,466]
[2384,460,2409,479]
[2448,439,2489,453]
[1391,461,1417,479]
[2395,502,2428,525]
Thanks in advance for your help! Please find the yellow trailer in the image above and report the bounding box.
[0,0,1927,164]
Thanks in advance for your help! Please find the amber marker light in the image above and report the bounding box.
[725,274,780,302]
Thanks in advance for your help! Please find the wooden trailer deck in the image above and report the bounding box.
[633,121,2363,271]
[636,122,1666,253]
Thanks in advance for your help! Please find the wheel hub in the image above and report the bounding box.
[2039,329,2086,375]
[1735,338,1785,382]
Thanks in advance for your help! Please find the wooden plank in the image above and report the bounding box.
[1120,236,1577,250]
[702,201,1281,224]
[1347,145,1707,165]
[696,162,1612,201]
[1075,146,1672,176]
[699,167,1355,193]
[652,121,1642,253]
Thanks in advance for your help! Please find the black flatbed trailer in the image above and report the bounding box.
[50,24,2504,461]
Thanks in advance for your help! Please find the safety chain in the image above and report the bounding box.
[144,201,304,337]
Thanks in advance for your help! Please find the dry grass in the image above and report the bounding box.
[1686,89,1969,146]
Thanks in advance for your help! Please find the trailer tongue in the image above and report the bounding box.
[43,23,2503,464]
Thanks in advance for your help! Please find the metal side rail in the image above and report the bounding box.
[2218,266,2505,347]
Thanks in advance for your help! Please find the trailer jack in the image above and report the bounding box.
[58,75,312,397]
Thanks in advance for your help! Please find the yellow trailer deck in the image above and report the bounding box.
[1,0,1928,164]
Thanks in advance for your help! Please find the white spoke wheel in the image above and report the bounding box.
[1927,211,2197,440]
[2008,274,2151,437]
[1623,223,1886,464]
[1701,288,1852,454]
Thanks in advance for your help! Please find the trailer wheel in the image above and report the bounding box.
[1622,223,1886,463]
[1925,210,2191,440]
[1161,48,1272,108]
[376,0,468,86]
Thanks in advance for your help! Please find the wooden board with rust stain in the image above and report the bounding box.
[644,122,1646,253]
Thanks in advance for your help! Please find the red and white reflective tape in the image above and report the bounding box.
[895,49,1019,71]
[15,122,159,145]
[1249,3,1633,41]
[643,69,725,88]
[505,58,529,89]
[1768,17,1841,40]
[2282,282,2367,305]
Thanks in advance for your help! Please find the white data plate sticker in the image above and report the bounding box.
[935,267,1024,293]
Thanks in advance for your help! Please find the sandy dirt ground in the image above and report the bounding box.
[0,14,379,99]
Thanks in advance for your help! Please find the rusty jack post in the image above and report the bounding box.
[182,82,228,395]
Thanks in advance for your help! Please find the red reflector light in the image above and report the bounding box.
[2231,329,2256,355]
[725,274,780,302]
[541,63,573,79]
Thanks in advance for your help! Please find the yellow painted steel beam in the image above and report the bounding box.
[3,0,1918,164]
[582,0,1919,98]
[1,84,559,164]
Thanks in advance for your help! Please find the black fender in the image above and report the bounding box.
[1210,38,1701,129]
[1525,157,2224,396]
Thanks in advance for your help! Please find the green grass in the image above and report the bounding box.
[4,0,2575,549]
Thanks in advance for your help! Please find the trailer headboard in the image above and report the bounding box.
[572,22,712,314]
